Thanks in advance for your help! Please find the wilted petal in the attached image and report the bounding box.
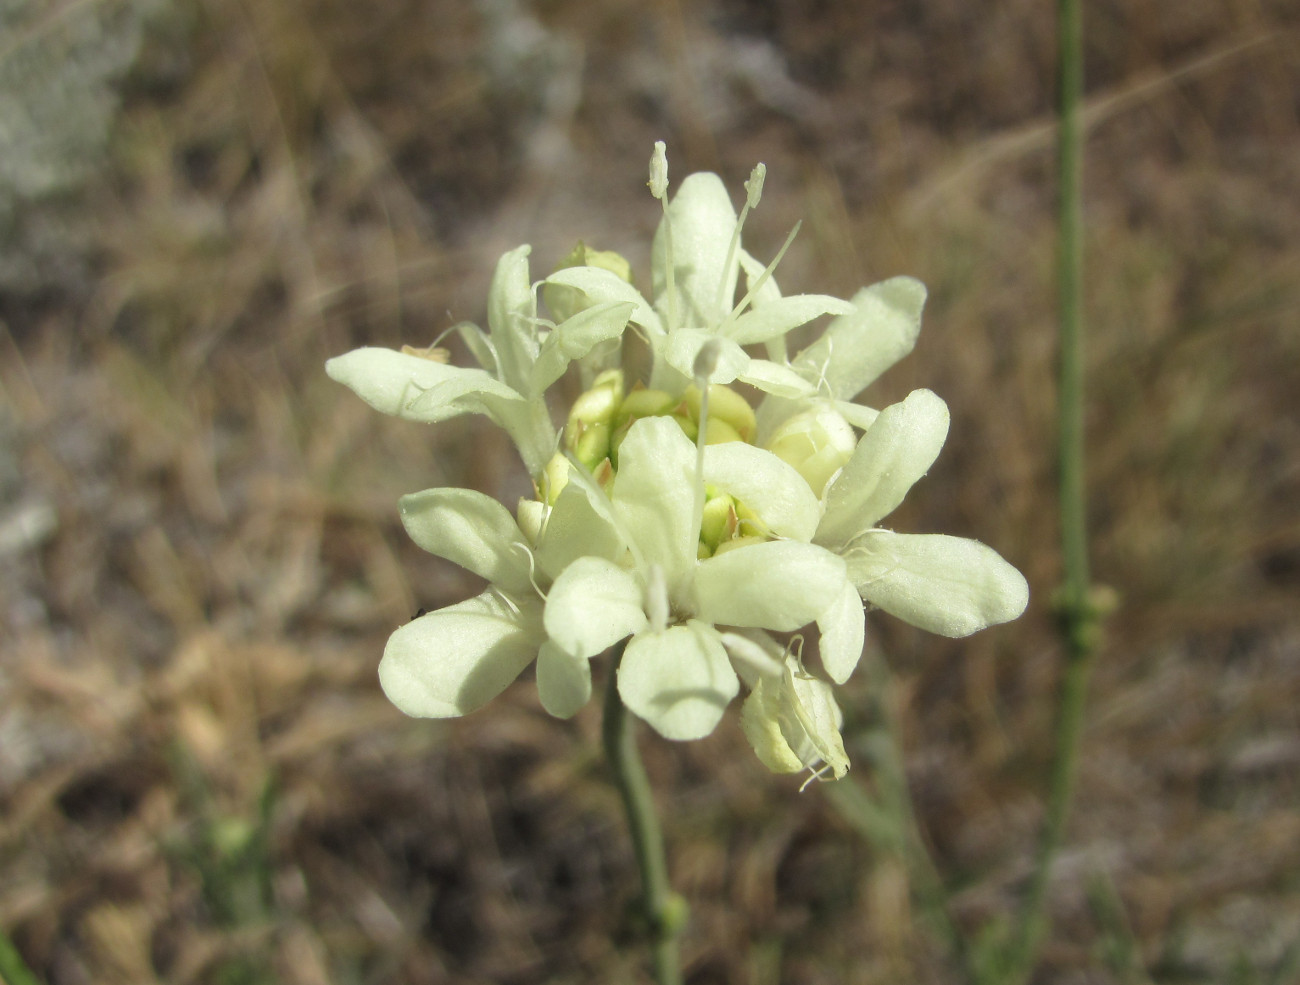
[740,678,805,774]
[379,592,543,718]
[611,417,698,597]
[619,621,739,740]
[818,389,950,548]
[846,530,1029,637]
[702,442,821,542]
[740,659,848,780]
[726,294,855,345]
[817,580,865,685]
[652,172,739,329]
[399,488,533,596]
[544,557,648,659]
[695,541,847,632]
[536,640,592,719]
[792,277,926,401]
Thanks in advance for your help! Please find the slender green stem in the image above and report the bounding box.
[0,927,41,985]
[1007,0,1104,977]
[602,642,685,985]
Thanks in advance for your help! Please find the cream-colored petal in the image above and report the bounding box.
[702,442,821,542]
[529,301,635,396]
[325,348,512,422]
[535,481,626,582]
[610,417,698,597]
[618,621,739,741]
[695,541,847,632]
[486,245,539,394]
[736,359,818,398]
[543,266,662,338]
[664,329,749,387]
[652,172,739,329]
[817,580,865,685]
[536,641,592,719]
[846,530,1030,637]
[544,557,647,659]
[792,277,926,400]
[818,389,950,548]
[399,488,533,596]
[726,294,855,345]
[379,592,543,718]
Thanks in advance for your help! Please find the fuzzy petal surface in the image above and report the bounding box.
[652,172,739,329]
[846,530,1030,637]
[702,442,821,542]
[379,592,543,718]
[793,277,926,401]
[544,557,648,659]
[818,389,950,548]
[326,348,509,422]
[695,541,847,632]
[530,301,635,395]
[544,266,662,338]
[817,580,866,685]
[536,640,592,719]
[535,481,626,581]
[399,488,533,596]
[618,621,739,740]
[726,294,855,345]
[611,417,698,598]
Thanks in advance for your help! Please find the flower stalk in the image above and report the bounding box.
[602,640,686,985]
[1008,0,1106,975]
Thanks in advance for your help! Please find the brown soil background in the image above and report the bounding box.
[2,0,1298,982]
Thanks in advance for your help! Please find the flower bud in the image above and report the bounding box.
[683,384,756,443]
[542,452,571,505]
[699,492,738,554]
[616,387,677,426]
[765,405,856,497]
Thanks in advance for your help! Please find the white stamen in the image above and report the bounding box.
[645,564,669,633]
[744,163,766,209]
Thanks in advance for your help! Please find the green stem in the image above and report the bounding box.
[0,927,41,985]
[1008,0,1102,976]
[602,642,685,985]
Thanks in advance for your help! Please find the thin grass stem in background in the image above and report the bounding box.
[602,642,686,985]
[0,927,41,985]
[1007,0,1107,976]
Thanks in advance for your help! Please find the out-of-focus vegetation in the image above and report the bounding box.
[1,0,1297,982]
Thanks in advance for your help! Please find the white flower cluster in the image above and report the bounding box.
[327,143,1028,784]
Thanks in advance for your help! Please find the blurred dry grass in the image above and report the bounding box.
[1,0,1299,982]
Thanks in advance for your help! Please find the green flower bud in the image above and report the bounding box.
[542,242,635,323]
[683,384,757,443]
[765,406,856,497]
[616,387,677,426]
[542,452,571,505]
[699,493,738,552]
[702,416,743,445]
[672,413,699,442]
[564,369,624,468]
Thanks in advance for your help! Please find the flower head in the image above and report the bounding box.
[330,142,1029,786]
